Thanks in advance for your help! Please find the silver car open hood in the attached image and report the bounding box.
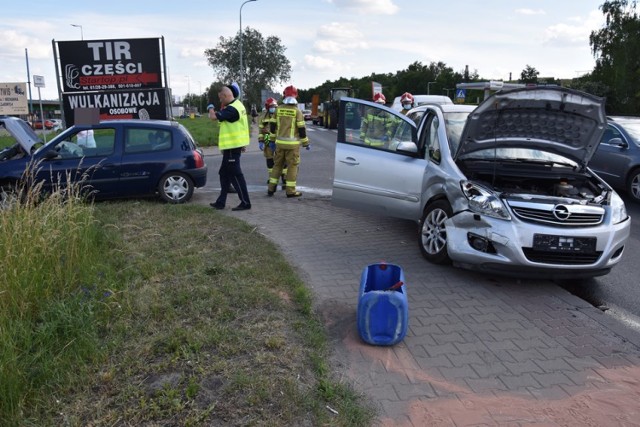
[0,116,42,154]
[456,87,606,168]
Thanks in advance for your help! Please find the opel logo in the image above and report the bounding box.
[552,205,571,221]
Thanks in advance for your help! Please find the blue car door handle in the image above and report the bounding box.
[100,163,116,170]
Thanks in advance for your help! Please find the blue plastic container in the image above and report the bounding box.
[357,263,408,346]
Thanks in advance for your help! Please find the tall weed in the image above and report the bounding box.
[0,179,110,425]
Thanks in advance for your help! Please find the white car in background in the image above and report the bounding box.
[49,119,63,131]
[390,94,453,111]
[333,87,630,280]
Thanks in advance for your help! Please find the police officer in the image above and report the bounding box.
[208,84,251,211]
[268,85,309,198]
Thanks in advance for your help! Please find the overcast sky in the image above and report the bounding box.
[1,0,606,100]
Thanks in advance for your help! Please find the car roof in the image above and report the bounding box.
[407,103,476,115]
[608,116,640,124]
[95,119,178,127]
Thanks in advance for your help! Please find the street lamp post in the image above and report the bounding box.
[239,0,257,98]
[70,24,83,40]
[186,76,191,113]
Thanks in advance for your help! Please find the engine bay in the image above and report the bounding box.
[458,161,609,204]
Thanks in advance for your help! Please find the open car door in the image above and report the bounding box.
[332,97,426,221]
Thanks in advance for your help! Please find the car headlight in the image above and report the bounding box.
[461,180,511,220]
[610,190,628,224]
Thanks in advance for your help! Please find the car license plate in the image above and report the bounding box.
[533,234,597,253]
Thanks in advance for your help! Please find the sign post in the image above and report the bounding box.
[33,75,47,142]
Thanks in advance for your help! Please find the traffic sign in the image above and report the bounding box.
[33,75,45,88]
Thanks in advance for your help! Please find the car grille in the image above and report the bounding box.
[522,248,602,265]
[508,200,604,226]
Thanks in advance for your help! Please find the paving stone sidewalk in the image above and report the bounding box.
[205,149,640,425]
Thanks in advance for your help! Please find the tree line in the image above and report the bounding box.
[193,0,638,116]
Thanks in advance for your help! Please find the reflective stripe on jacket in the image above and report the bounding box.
[360,112,393,141]
[218,99,250,150]
[258,111,276,142]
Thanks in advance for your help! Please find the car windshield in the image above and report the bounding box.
[459,147,578,167]
[444,112,471,154]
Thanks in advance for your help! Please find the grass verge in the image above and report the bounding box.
[1,199,375,426]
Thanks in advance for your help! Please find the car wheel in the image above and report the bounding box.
[419,200,453,264]
[626,168,640,202]
[158,172,194,204]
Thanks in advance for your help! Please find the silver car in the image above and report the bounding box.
[332,87,630,280]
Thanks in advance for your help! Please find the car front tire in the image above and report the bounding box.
[626,168,640,202]
[158,172,194,204]
[419,200,453,264]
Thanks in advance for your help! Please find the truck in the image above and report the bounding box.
[321,87,354,129]
[171,106,185,118]
[310,94,322,125]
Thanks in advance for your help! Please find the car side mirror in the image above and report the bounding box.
[43,150,59,160]
[396,141,418,154]
[607,137,627,148]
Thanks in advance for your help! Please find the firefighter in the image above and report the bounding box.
[268,85,310,198]
[399,92,414,115]
[360,92,393,147]
[258,98,287,188]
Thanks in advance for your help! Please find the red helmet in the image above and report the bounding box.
[400,92,414,104]
[283,85,298,98]
[373,93,386,104]
[265,97,277,108]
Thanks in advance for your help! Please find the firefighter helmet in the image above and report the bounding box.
[373,93,386,104]
[400,92,414,104]
[265,97,277,108]
[283,85,298,98]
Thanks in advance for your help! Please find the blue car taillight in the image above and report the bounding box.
[193,150,205,168]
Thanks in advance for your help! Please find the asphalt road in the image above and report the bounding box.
[197,123,640,330]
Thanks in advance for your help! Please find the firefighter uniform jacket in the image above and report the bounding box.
[270,104,309,147]
[258,110,276,143]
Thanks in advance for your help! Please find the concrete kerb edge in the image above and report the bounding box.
[554,286,640,349]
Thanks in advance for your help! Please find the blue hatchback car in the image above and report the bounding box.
[0,117,207,204]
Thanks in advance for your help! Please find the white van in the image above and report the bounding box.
[390,94,453,111]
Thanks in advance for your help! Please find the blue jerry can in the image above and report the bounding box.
[357,263,408,346]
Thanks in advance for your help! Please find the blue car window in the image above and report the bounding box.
[62,128,115,158]
[124,128,172,153]
[91,128,116,156]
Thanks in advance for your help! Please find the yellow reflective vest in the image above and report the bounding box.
[218,99,250,150]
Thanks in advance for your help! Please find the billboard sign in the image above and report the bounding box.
[0,82,28,115]
[62,88,167,126]
[57,38,162,93]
